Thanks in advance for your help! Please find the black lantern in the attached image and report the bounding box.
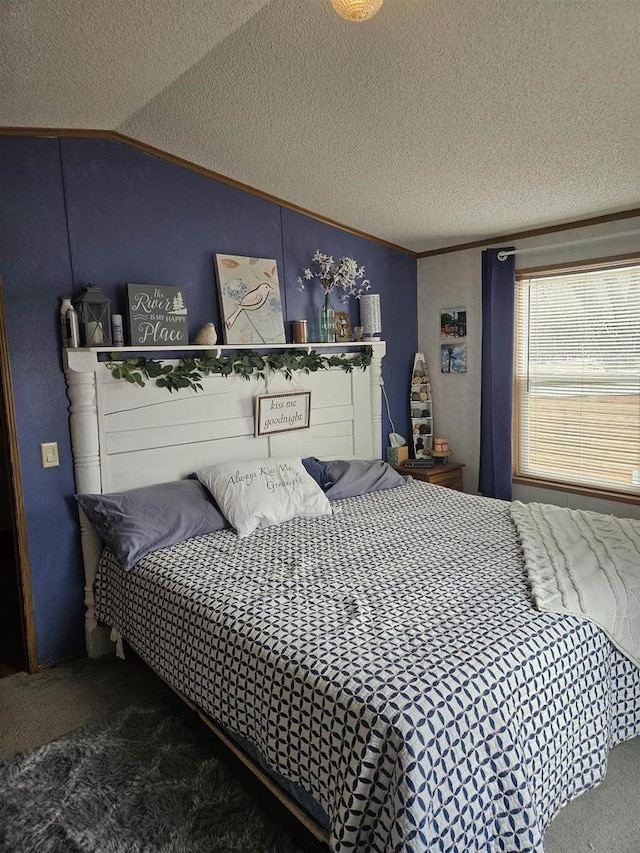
[72,285,112,347]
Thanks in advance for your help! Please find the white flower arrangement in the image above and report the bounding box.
[297,250,371,301]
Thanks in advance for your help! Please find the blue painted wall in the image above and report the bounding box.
[0,135,417,664]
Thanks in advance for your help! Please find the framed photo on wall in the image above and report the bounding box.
[214,254,286,345]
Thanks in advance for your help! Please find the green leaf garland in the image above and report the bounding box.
[105,348,372,393]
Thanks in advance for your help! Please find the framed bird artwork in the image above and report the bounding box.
[214,254,286,345]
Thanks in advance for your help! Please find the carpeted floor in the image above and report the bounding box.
[1,654,639,853]
[0,655,170,759]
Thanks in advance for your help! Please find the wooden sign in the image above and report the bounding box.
[127,283,188,346]
[255,392,311,436]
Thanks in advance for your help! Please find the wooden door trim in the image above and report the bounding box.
[0,282,38,672]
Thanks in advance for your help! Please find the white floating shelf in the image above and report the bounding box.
[69,342,379,353]
[65,342,385,362]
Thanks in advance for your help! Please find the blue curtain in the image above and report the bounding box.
[479,248,515,500]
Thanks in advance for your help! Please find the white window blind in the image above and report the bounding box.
[515,262,640,497]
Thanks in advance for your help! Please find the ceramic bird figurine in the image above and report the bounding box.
[193,322,218,345]
[225,281,272,328]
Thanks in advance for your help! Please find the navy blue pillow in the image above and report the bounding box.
[76,479,227,571]
[302,457,334,491]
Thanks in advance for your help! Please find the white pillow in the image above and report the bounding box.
[194,457,332,538]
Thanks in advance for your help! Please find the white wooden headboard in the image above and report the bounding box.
[64,343,386,656]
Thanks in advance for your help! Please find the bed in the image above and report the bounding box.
[64,344,640,853]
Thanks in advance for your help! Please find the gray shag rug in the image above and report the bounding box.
[0,705,310,853]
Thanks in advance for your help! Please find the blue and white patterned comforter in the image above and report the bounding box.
[95,481,640,853]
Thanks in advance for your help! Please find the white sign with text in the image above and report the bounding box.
[255,391,311,436]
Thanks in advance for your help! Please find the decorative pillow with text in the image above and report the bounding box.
[194,457,332,538]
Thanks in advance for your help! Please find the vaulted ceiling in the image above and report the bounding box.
[2,0,640,253]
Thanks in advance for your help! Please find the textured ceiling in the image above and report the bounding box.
[0,0,271,126]
[2,0,640,252]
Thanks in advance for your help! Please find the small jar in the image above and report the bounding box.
[291,320,308,344]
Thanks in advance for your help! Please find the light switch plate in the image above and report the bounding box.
[41,442,59,468]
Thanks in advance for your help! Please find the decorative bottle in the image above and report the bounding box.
[60,297,73,347]
[320,291,335,343]
[111,314,124,347]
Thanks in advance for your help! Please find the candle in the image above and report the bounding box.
[87,320,104,345]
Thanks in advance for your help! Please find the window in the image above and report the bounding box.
[515,259,640,498]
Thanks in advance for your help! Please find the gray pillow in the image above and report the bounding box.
[76,479,227,571]
[324,459,407,500]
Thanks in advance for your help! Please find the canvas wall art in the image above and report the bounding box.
[441,343,467,373]
[214,255,286,345]
[440,306,467,338]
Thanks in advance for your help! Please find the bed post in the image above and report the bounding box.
[64,350,112,658]
[369,342,386,458]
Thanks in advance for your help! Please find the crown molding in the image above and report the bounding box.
[417,208,640,258]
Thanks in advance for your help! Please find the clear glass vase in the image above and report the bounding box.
[319,291,335,343]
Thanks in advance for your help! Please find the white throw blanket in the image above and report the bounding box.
[511,500,640,668]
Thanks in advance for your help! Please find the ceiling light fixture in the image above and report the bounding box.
[330,0,384,22]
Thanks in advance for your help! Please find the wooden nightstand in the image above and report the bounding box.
[396,462,465,491]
